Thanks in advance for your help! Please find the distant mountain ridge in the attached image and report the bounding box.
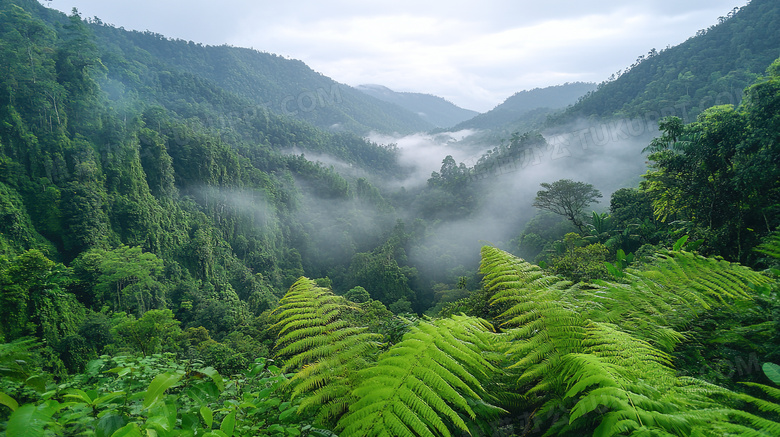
[356,84,480,129]
[87,23,434,136]
[447,82,597,137]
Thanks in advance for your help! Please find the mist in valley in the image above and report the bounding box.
[275,112,661,311]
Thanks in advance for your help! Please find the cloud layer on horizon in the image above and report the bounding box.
[49,0,744,112]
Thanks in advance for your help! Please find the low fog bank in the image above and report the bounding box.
[281,147,370,179]
[368,130,480,188]
[405,116,659,285]
[225,117,661,303]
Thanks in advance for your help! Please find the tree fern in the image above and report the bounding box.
[555,322,731,436]
[337,315,503,437]
[583,250,772,352]
[480,246,780,435]
[480,246,584,400]
[272,277,382,424]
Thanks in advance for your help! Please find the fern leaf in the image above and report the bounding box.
[338,315,501,437]
[272,277,382,426]
[478,246,780,435]
[755,231,780,259]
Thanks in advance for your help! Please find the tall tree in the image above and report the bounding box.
[532,179,602,233]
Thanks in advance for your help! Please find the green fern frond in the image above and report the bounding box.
[337,315,502,437]
[755,231,780,259]
[478,246,780,435]
[272,277,383,425]
[577,250,770,352]
[740,382,780,401]
[481,247,585,399]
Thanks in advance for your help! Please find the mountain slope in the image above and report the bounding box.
[100,33,434,135]
[450,82,596,136]
[25,1,432,136]
[356,84,479,128]
[562,0,780,121]
[0,0,404,323]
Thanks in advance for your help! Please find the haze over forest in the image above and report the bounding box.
[1,0,780,436]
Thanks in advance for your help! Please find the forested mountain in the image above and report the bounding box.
[356,84,479,128]
[449,82,596,134]
[3,0,780,435]
[562,0,780,121]
[0,0,411,340]
[92,29,435,136]
[25,1,433,136]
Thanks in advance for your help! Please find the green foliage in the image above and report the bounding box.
[111,309,182,356]
[0,250,84,345]
[272,278,382,425]
[0,182,56,257]
[271,278,503,436]
[640,59,780,263]
[513,211,578,262]
[343,286,369,303]
[71,245,166,315]
[337,316,501,436]
[480,245,780,434]
[763,363,780,385]
[1,353,311,436]
[549,234,610,282]
[756,231,780,261]
[604,249,635,278]
[344,228,418,309]
[533,179,602,233]
[2,1,780,435]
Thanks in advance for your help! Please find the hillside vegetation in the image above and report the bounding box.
[2,0,780,435]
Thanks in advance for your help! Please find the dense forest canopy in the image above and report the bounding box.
[2,0,780,435]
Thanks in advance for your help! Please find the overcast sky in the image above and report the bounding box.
[45,0,744,112]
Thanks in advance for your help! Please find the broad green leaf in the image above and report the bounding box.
[257,386,275,398]
[96,413,126,437]
[673,235,689,251]
[64,388,93,404]
[186,382,218,405]
[86,359,105,375]
[267,424,285,433]
[105,367,132,377]
[143,372,183,409]
[110,423,142,437]
[94,392,126,406]
[687,238,704,251]
[248,358,268,377]
[0,392,18,411]
[220,411,236,436]
[279,405,297,422]
[6,404,52,437]
[763,362,780,385]
[146,415,170,432]
[181,412,199,431]
[199,367,225,392]
[200,406,213,429]
[25,375,46,394]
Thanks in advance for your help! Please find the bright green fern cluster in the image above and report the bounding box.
[272,245,780,436]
